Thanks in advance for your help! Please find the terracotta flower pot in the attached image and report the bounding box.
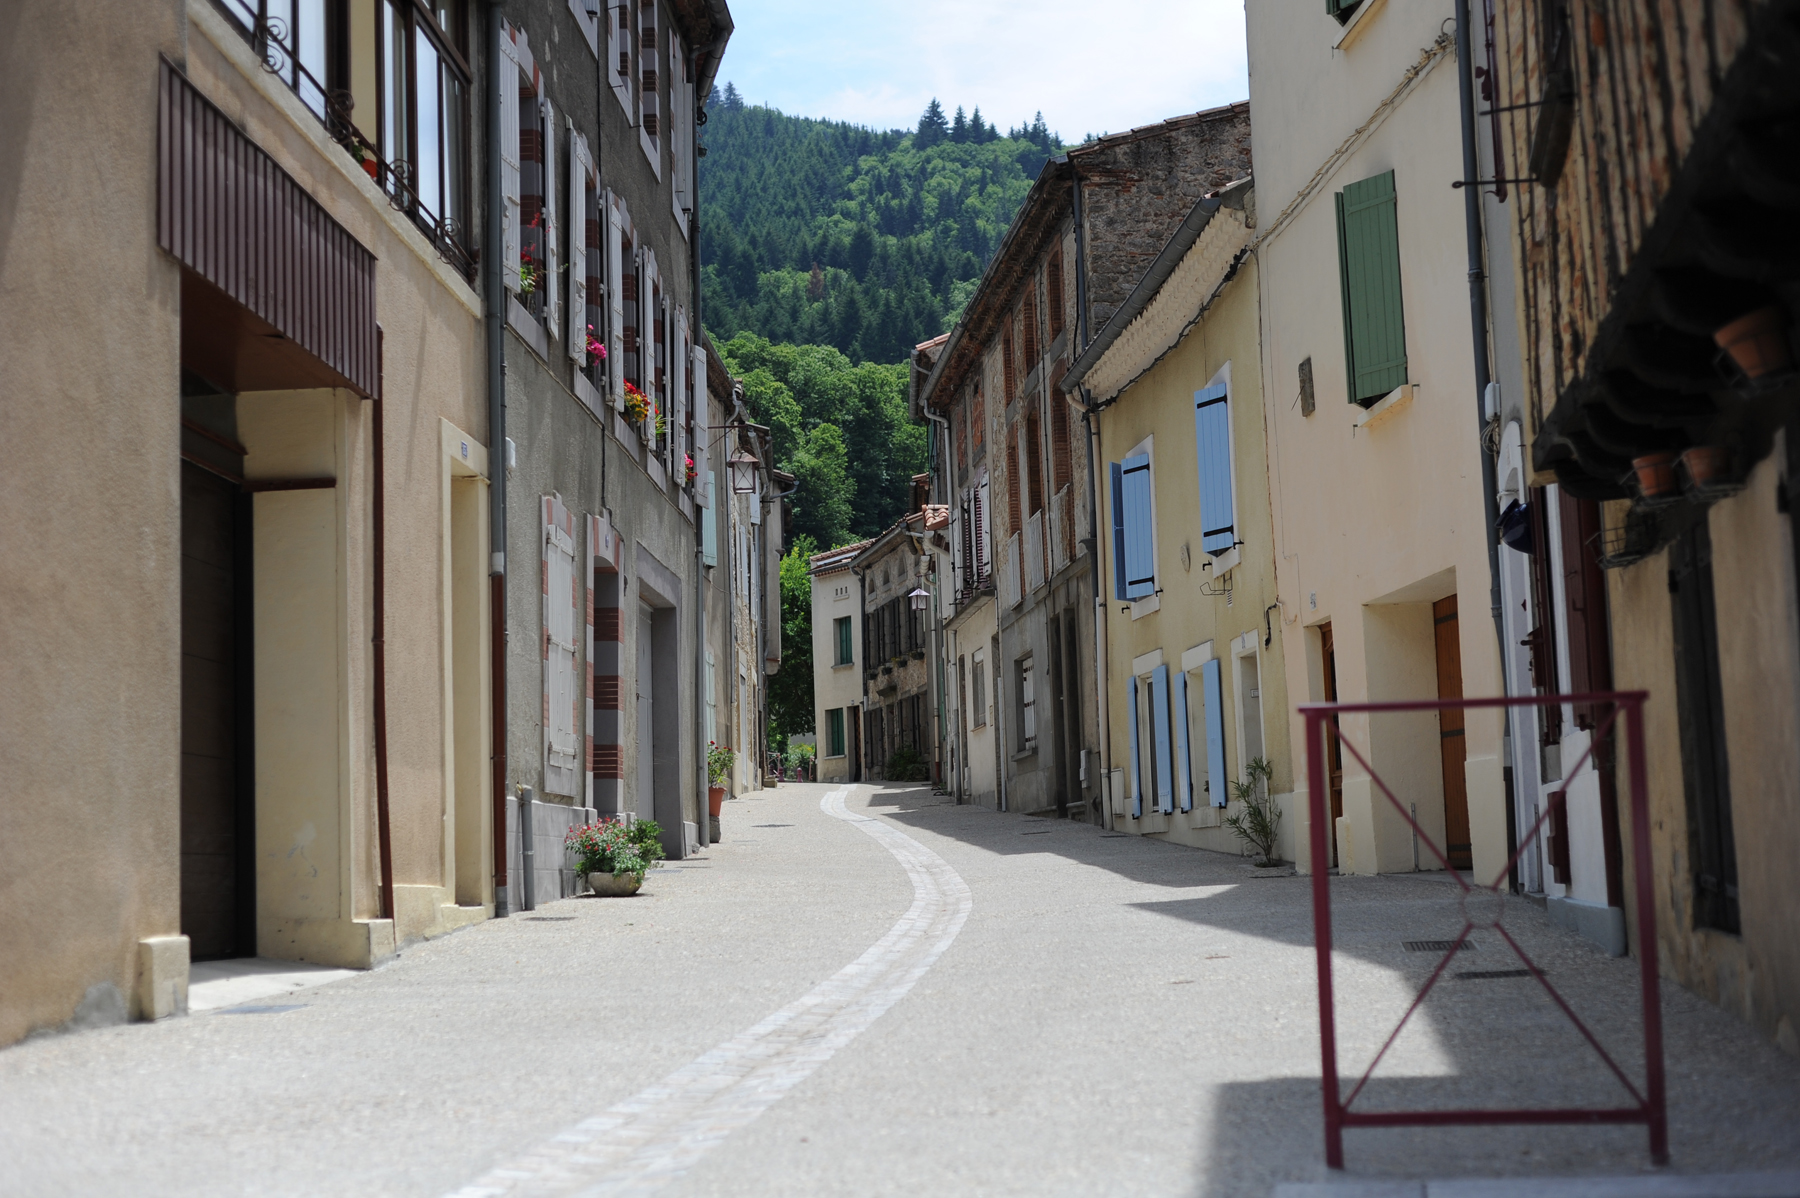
[361,157,379,180]
[1632,452,1678,498]
[708,785,726,817]
[1713,305,1792,378]
[1681,445,1730,487]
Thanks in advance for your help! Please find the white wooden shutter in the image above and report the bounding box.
[498,25,522,294]
[674,305,688,473]
[566,0,598,56]
[567,127,588,358]
[606,191,624,403]
[543,495,580,796]
[542,96,560,337]
[702,474,718,564]
[608,0,631,113]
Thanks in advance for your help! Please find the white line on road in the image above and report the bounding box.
[446,787,972,1198]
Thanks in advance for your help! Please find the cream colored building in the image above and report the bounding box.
[1248,1,1508,878]
[809,541,871,784]
[1,0,502,1046]
[1066,181,1294,857]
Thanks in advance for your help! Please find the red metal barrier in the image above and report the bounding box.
[1300,691,1666,1168]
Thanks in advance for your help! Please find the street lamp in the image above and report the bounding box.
[907,587,930,611]
[728,448,761,495]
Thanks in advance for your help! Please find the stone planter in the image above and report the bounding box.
[587,871,644,897]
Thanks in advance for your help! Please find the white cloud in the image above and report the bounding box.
[714,0,1248,138]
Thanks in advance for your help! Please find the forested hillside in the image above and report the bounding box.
[700,86,1063,365]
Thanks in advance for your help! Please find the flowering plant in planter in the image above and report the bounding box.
[707,741,735,787]
[519,213,543,294]
[622,380,650,425]
[585,325,608,364]
[565,817,666,878]
[653,403,668,443]
[684,454,697,484]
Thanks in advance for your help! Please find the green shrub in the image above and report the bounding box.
[1223,757,1282,867]
[884,745,928,782]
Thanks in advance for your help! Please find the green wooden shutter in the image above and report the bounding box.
[1335,171,1407,405]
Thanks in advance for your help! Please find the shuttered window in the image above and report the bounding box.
[498,25,523,293]
[1335,170,1407,405]
[542,96,560,335]
[1175,670,1194,812]
[1050,381,1072,491]
[1128,674,1143,819]
[566,125,590,357]
[1151,664,1174,814]
[1670,519,1739,933]
[827,707,846,757]
[1203,657,1227,808]
[702,472,718,565]
[606,191,626,402]
[544,496,580,797]
[1005,434,1023,532]
[835,615,853,665]
[1193,383,1235,556]
[1110,454,1155,601]
[1002,328,1016,402]
[1046,248,1064,339]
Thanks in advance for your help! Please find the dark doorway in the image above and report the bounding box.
[1670,516,1738,933]
[849,707,862,782]
[1320,622,1344,863]
[180,454,255,961]
[1433,594,1473,871]
[1048,614,1069,818]
[1063,613,1084,819]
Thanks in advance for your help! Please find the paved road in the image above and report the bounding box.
[4,782,1799,1197]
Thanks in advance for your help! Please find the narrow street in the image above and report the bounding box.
[5,784,1798,1198]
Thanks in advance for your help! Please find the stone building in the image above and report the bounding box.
[1488,0,1800,1053]
[917,107,1252,820]
[851,512,936,782]
[489,0,731,901]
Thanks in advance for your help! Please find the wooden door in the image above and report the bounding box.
[1434,595,1473,871]
[1320,623,1344,826]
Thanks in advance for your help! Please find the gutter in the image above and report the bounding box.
[372,329,396,921]
[1069,170,1114,831]
[485,0,510,915]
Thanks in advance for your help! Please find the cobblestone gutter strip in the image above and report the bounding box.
[445,786,973,1198]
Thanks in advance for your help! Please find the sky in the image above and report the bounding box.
[711,0,1249,141]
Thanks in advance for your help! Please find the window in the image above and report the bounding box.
[1109,451,1155,600]
[1670,518,1738,933]
[1326,0,1364,24]
[971,650,987,727]
[1128,674,1142,818]
[1050,381,1072,492]
[1202,658,1227,807]
[826,708,846,758]
[1023,283,1039,369]
[1005,431,1023,533]
[570,129,601,379]
[1335,170,1407,406]
[1017,656,1036,750]
[1193,381,1236,556]
[835,615,853,666]
[1025,408,1045,517]
[1046,247,1065,340]
[1002,327,1017,402]
[1150,664,1173,814]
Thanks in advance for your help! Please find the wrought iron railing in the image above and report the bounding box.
[219,2,476,281]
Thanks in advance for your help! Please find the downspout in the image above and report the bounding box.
[1455,0,1516,881]
[921,402,952,793]
[486,0,511,915]
[372,328,395,921]
[1071,168,1113,831]
[690,48,708,844]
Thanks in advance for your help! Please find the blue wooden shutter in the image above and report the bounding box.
[1335,170,1407,405]
[1204,657,1228,808]
[1175,670,1194,812]
[1151,664,1173,814]
[1121,453,1154,599]
[1128,674,1143,818]
[1110,461,1127,601]
[1194,385,1234,556]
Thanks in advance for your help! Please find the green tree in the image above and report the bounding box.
[916,98,949,149]
[767,536,818,741]
[789,423,854,548]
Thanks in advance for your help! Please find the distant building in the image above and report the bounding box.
[917,106,1253,820]
[809,541,871,784]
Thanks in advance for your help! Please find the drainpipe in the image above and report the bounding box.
[372,328,396,921]
[1071,168,1113,830]
[850,562,866,781]
[1455,0,1516,881]
[921,402,952,793]
[690,51,708,847]
[486,0,511,916]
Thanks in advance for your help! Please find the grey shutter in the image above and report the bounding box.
[567,127,587,357]
[1194,384,1235,555]
[1204,658,1227,808]
[1175,669,1194,812]
[1121,453,1154,599]
[498,26,522,293]
[1128,674,1143,819]
[542,97,559,335]
[1151,664,1173,814]
[1336,170,1407,404]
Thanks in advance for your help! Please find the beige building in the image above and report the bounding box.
[2,0,500,1045]
[809,541,871,785]
[1065,180,1296,858]
[1248,0,1509,879]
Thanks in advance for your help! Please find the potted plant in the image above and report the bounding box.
[707,741,732,817]
[585,325,608,366]
[565,818,662,896]
[1680,445,1732,488]
[1714,305,1791,378]
[1632,451,1678,498]
[684,454,698,485]
[1223,757,1282,868]
[622,380,651,426]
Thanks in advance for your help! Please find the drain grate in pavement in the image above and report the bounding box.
[752,823,794,828]
[1403,940,1476,952]
[1020,830,1053,835]
[221,1004,305,1015]
[1457,969,1533,980]
[526,916,576,921]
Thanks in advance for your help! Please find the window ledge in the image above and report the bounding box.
[1333,0,1387,50]
[507,296,550,362]
[832,662,856,670]
[1128,594,1161,621]
[1353,383,1415,431]
[1012,746,1037,762]
[1203,546,1241,575]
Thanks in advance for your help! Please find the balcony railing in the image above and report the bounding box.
[219,2,476,281]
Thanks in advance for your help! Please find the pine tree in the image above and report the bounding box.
[720,81,744,111]
[951,105,968,144]
[970,106,991,143]
[807,261,825,300]
[1030,111,1050,150]
[915,98,949,149]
